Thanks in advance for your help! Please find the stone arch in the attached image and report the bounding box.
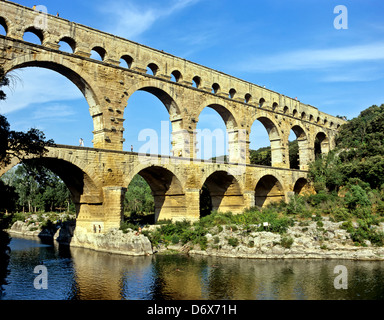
[250,116,283,167]
[200,170,244,215]
[196,102,238,130]
[23,26,45,45]
[58,36,76,53]
[195,101,241,162]
[124,81,182,116]
[212,83,220,94]
[5,58,100,113]
[0,16,9,35]
[91,46,107,61]
[290,125,310,170]
[255,175,284,207]
[146,62,160,76]
[229,88,236,99]
[192,76,201,88]
[3,56,103,148]
[293,177,312,195]
[315,131,330,157]
[120,54,134,69]
[171,70,182,83]
[126,165,185,222]
[0,154,103,208]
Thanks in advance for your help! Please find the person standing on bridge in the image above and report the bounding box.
[79,138,84,147]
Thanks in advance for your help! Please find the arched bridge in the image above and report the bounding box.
[0,1,345,232]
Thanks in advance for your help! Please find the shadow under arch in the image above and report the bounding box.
[255,174,285,207]
[315,131,330,158]
[200,170,244,216]
[128,165,185,223]
[1,156,102,217]
[293,177,313,195]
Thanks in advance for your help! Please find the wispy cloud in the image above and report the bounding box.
[0,69,83,114]
[101,0,201,40]
[236,42,384,73]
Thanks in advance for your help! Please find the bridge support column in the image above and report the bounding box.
[75,186,125,233]
[228,129,248,164]
[271,138,290,168]
[243,190,256,209]
[102,186,126,231]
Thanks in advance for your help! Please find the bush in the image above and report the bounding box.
[228,237,239,247]
[344,184,371,210]
[280,236,294,249]
[331,207,350,222]
[285,194,308,216]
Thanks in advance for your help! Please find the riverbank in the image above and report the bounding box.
[7,217,384,261]
[149,217,384,261]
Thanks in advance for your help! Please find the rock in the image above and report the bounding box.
[70,227,153,256]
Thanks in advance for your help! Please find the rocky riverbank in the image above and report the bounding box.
[148,217,384,261]
[7,217,384,260]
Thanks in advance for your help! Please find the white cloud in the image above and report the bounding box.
[236,42,384,73]
[101,0,201,39]
[0,68,83,114]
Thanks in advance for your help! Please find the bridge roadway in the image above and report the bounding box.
[1,144,310,232]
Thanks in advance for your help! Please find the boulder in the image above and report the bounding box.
[70,227,153,256]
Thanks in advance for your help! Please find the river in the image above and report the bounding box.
[1,235,384,300]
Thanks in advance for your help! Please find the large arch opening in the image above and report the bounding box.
[200,171,244,217]
[0,17,7,36]
[1,63,96,146]
[58,37,76,53]
[195,104,236,161]
[127,166,185,223]
[315,132,329,158]
[124,87,180,155]
[255,175,285,207]
[123,174,155,225]
[249,117,282,167]
[289,125,309,170]
[23,26,44,45]
[293,177,312,196]
[249,118,274,166]
[0,157,100,217]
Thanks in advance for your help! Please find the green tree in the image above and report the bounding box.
[0,68,54,167]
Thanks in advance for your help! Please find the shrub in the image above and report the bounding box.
[171,235,180,244]
[332,207,351,222]
[344,184,371,210]
[285,194,308,216]
[280,236,294,249]
[228,237,239,247]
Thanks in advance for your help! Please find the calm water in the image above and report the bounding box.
[2,236,384,300]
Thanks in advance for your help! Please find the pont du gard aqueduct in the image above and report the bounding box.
[0,1,345,233]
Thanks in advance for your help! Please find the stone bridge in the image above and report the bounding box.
[0,1,345,232]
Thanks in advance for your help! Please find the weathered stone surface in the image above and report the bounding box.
[185,221,384,261]
[0,1,346,232]
[70,227,153,256]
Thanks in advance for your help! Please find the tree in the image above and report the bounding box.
[0,68,54,167]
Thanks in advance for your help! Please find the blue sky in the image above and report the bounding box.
[1,0,384,157]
